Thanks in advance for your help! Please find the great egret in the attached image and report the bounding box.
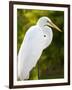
[18,17,62,80]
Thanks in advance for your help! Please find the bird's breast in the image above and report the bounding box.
[41,27,53,49]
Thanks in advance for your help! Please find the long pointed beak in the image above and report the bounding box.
[47,21,62,32]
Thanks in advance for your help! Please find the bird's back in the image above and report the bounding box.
[18,26,44,80]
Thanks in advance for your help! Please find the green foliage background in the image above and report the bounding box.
[17,9,64,80]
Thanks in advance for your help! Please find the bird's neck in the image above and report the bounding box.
[36,24,44,30]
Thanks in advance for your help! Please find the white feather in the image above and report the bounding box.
[18,17,53,80]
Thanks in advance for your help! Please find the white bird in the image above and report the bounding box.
[18,17,62,80]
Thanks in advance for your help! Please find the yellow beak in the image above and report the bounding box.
[47,21,62,32]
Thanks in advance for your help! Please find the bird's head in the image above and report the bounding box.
[37,16,62,32]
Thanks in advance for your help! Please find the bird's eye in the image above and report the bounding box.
[44,35,46,37]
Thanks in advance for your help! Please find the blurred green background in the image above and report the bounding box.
[17,9,64,80]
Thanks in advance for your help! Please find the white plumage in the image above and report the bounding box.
[18,17,62,80]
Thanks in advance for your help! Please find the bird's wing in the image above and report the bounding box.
[18,26,43,80]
